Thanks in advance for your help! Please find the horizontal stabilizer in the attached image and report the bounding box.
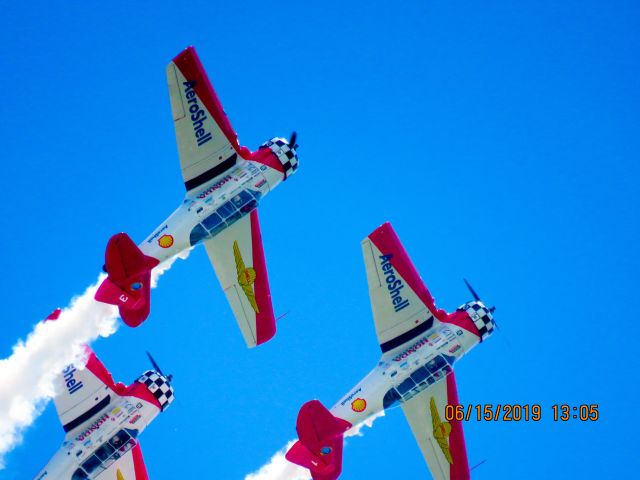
[296,400,351,446]
[286,441,326,472]
[286,400,351,480]
[95,233,159,327]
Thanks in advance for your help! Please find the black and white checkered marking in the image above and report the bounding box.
[458,301,494,341]
[136,370,175,411]
[261,137,299,180]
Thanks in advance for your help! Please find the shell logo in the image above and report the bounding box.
[351,398,367,413]
[158,234,174,248]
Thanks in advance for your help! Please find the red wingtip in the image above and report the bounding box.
[45,308,62,321]
[368,221,394,242]
[173,45,196,63]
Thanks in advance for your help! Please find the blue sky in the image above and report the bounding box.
[1,1,638,478]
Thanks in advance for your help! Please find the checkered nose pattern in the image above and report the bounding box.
[136,370,175,412]
[260,137,299,180]
[458,301,495,341]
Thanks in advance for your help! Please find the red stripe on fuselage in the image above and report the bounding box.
[368,222,449,322]
[250,147,284,174]
[250,210,276,345]
[442,310,480,339]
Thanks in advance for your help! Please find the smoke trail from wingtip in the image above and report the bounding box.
[0,251,188,469]
[245,410,385,480]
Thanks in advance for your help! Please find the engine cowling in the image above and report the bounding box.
[260,137,299,180]
[457,301,495,341]
[136,370,175,411]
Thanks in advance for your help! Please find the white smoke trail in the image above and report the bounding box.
[0,252,188,469]
[245,440,310,480]
[245,410,386,480]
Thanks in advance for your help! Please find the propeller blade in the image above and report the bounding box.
[463,279,498,329]
[146,351,163,375]
[146,351,173,382]
[288,131,297,149]
[463,278,481,302]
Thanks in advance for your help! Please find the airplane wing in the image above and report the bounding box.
[400,372,470,480]
[203,209,276,347]
[93,443,149,480]
[167,46,246,193]
[52,346,120,437]
[361,222,448,354]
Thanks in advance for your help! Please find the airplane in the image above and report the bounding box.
[285,222,496,480]
[94,45,299,348]
[35,309,175,480]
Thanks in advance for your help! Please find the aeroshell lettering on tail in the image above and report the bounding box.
[182,81,213,147]
[379,254,410,312]
[62,365,84,395]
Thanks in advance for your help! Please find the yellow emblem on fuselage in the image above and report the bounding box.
[116,468,125,480]
[233,240,259,313]
[430,396,453,464]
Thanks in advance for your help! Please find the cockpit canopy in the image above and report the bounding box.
[382,354,454,409]
[72,429,138,479]
[189,189,262,246]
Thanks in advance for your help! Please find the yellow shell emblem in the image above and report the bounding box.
[158,234,174,248]
[351,398,367,413]
[233,240,259,313]
[430,396,453,464]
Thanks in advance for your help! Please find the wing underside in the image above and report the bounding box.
[167,46,244,192]
[203,210,276,347]
[400,372,470,480]
[362,222,447,353]
[52,347,119,437]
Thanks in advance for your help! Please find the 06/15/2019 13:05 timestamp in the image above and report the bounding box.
[444,404,599,422]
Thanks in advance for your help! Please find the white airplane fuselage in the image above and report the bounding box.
[138,156,284,264]
[34,375,168,480]
[330,319,482,427]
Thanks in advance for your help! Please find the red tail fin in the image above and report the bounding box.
[95,233,159,327]
[285,400,352,480]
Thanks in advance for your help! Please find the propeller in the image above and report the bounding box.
[463,279,510,345]
[463,278,497,315]
[146,351,173,383]
[288,131,298,150]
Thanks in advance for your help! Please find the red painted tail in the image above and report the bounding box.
[95,233,159,327]
[285,400,352,480]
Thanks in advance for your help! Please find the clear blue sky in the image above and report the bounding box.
[1,1,638,478]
